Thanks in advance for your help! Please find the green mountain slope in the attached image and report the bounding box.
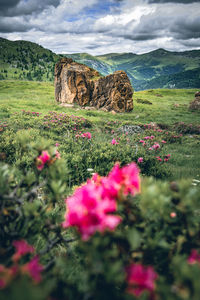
[0,37,200,90]
[0,37,60,81]
[65,48,200,90]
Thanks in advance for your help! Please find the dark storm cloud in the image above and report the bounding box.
[0,18,31,33]
[0,0,21,10]
[0,0,61,16]
[171,16,200,40]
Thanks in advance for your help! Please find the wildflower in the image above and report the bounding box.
[36,151,50,171]
[139,140,145,143]
[111,138,119,145]
[162,140,167,144]
[170,212,177,218]
[126,263,158,298]
[55,143,60,147]
[152,143,160,150]
[55,150,61,159]
[63,162,140,240]
[81,132,92,139]
[63,182,121,240]
[12,240,34,262]
[22,256,43,283]
[138,157,143,163]
[156,156,162,162]
[188,250,200,265]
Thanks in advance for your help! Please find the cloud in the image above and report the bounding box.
[0,0,200,54]
[0,17,31,33]
[0,0,61,16]
[0,0,20,11]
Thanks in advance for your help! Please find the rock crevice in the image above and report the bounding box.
[55,58,133,112]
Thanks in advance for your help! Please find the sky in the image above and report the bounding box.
[0,0,200,55]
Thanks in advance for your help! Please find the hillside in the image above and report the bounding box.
[65,48,200,90]
[0,37,200,90]
[0,37,60,82]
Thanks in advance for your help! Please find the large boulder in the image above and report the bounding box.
[55,58,133,112]
[189,91,200,110]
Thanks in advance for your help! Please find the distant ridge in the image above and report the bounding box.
[0,37,200,90]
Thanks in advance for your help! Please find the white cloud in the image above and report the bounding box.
[0,0,200,54]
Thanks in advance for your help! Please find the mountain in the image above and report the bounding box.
[64,48,200,90]
[0,37,60,81]
[0,37,200,90]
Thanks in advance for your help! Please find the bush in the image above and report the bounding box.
[0,145,200,300]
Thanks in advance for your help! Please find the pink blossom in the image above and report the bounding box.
[22,256,43,283]
[55,143,60,147]
[63,182,121,240]
[12,240,34,262]
[81,132,92,139]
[138,157,143,163]
[144,136,150,140]
[162,140,167,144]
[36,151,51,170]
[170,212,177,218]
[150,136,155,139]
[63,162,140,240]
[111,138,119,145]
[156,156,162,162]
[107,162,140,197]
[55,150,61,159]
[126,263,158,298]
[188,250,200,265]
[152,143,160,150]
[139,140,145,143]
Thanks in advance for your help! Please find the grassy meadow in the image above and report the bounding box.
[0,80,199,181]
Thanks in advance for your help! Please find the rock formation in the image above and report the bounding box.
[55,58,133,112]
[189,91,200,110]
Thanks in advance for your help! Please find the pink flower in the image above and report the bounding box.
[188,250,200,265]
[162,140,167,144]
[81,132,92,139]
[22,256,43,283]
[111,138,119,145]
[139,140,145,143]
[36,151,51,170]
[138,157,143,163]
[63,182,121,240]
[107,162,140,197]
[170,212,177,218]
[55,143,60,147]
[126,263,158,298]
[150,136,155,139]
[63,162,140,240]
[152,143,160,150]
[55,150,61,159]
[156,156,162,162]
[12,240,34,262]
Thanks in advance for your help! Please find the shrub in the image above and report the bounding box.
[0,147,199,300]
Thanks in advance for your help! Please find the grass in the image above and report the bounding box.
[0,80,199,181]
